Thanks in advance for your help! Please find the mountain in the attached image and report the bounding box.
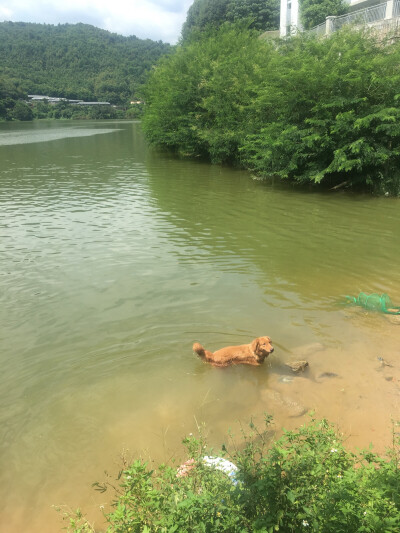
[0,21,172,105]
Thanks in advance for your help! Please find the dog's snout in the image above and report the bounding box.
[270,346,274,353]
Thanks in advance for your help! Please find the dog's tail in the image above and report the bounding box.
[193,342,214,363]
[193,342,206,357]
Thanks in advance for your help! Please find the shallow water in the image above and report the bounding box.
[1,120,399,532]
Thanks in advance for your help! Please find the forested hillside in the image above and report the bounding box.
[0,21,171,106]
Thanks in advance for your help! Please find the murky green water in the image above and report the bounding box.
[1,120,399,532]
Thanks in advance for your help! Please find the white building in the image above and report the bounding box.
[280,0,302,36]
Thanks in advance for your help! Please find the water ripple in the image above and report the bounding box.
[1,121,400,533]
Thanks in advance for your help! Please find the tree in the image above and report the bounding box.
[11,100,33,121]
[143,23,269,163]
[240,28,400,193]
[0,76,26,120]
[93,71,129,105]
[181,0,280,40]
[32,100,51,119]
[300,0,349,30]
[181,0,229,40]
[226,0,280,31]
[144,22,400,194]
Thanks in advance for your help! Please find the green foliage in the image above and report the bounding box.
[125,104,145,119]
[240,29,400,193]
[11,100,33,121]
[0,22,171,106]
[300,0,349,30]
[226,0,281,31]
[235,418,400,532]
[0,76,27,120]
[64,417,400,532]
[143,23,270,163]
[182,0,230,40]
[181,0,280,40]
[57,506,95,532]
[144,24,400,194]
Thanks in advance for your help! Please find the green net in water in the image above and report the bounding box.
[345,293,400,315]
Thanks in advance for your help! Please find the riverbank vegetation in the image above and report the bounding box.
[63,416,400,532]
[143,24,400,194]
[0,21,171,119]
[30,100,142,121]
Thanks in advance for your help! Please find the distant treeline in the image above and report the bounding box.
[31,99,144,121]
[143,23,400,194]
[0,21,171,120]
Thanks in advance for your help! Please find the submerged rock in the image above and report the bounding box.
[285,360,309,373]
[318,372,339,379]
[261,389,307,418]
[293,342,324,358]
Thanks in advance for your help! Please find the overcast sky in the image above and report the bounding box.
[0,0,194,43]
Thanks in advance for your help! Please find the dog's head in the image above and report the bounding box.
[251,336,274,363]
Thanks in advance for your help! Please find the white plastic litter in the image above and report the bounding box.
[202,456,239,485]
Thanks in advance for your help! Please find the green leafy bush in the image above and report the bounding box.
[144,24,400,194]
[0,77,28,120]
[10,100,33,121]
[64,416,400,532]
[240,29,400,193]
[143,23,270,163]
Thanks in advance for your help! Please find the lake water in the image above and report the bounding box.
[1,120,399,532]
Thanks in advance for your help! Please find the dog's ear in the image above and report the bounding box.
[251,338,260,354]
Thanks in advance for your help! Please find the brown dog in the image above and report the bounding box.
[193,337,274,367]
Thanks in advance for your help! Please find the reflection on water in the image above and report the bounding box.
[0,121,400,532]
[0,125,121,146]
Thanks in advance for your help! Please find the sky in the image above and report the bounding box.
[0,0,194,43]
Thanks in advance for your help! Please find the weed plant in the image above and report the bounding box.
[62,416,400,532]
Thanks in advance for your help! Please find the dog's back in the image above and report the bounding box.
[193,337,274,367]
